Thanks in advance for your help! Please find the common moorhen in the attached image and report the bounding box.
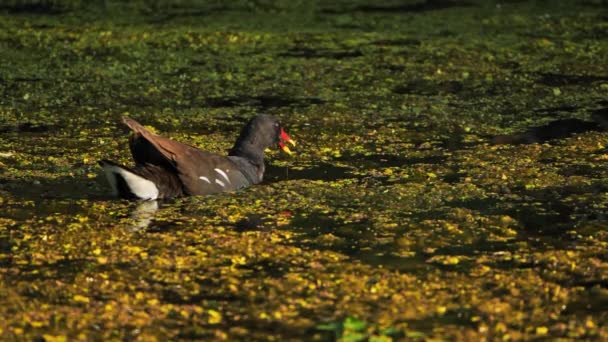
[100,115,295,200]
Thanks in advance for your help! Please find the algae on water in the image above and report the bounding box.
[0,0,607,340]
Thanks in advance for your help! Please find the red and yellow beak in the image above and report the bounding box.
[278,128,296,155]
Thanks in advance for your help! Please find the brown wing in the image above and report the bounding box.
[123,117,195,166]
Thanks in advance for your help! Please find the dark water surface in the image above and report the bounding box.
[1,0,607,340]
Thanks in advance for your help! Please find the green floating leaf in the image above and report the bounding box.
[405,330,428,339]
[342,332,367,342]
[381,327,402,336]
[344,316,367,331]
[315,322,342,332]
[370,335,393,342]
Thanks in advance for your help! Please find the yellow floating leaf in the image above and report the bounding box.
[445,256,461,265]
[73,294,90,303]
[42,335,67,342]
[208,309,222,324]
[536,326,548,335]
[30,321,45,328]
[127,246,143,254]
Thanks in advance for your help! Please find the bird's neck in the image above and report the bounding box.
[229,141,265,167]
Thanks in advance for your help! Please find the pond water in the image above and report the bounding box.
[1,0,607,340]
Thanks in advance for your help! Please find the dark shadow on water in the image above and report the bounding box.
[120,92,324,111]
[0,185,115,229]
[177,320,301,340]
[339,153,411,168]
[283,210,439,275]
[0,174,113,202]
[559,277,608,291]
[279,47,363,59]
[236,258,289,279]
[284,210,481,276]
[160,281,241,305]
[338,152,447,169]
[431,239,516,258]
[267,152,447,185]
[445,185,604,249]
[145,9,217,24]
[404,307,479,337]
[287,212,378,254]
[492,102,608,145]
[492,118,605,145]
[0,2,67,14]
[205,95,325,109]
[383,183,608,276]
[234,214,268,232]
[394,78,522,100]
[510,200,575,242]
[394,79,465,96]
[370,38,421,47]
[564,292,608,317]
[0,122,55,133]
[449,193,574,237]
[443,171,467,184]
[536,72,608,87]
[6,258,97,283]
[266,163,354,182]
[0,173,174,232]
[356,252,431,273]
[532,105,579,116]
[155,261,303,338]
[321,0,475,14]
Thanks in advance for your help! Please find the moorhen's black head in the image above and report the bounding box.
[229,115,295,161]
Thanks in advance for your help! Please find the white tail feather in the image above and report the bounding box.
[101,162,159,200]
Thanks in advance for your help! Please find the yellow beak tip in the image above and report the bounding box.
[281,145,293,155]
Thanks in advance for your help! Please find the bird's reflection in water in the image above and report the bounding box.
[130,200,159,231]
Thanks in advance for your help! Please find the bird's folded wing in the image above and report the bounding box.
[123,117,194,165]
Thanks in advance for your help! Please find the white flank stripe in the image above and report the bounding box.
[199,176,211,184]
[215,179,225,187]
[214,168,231,184]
